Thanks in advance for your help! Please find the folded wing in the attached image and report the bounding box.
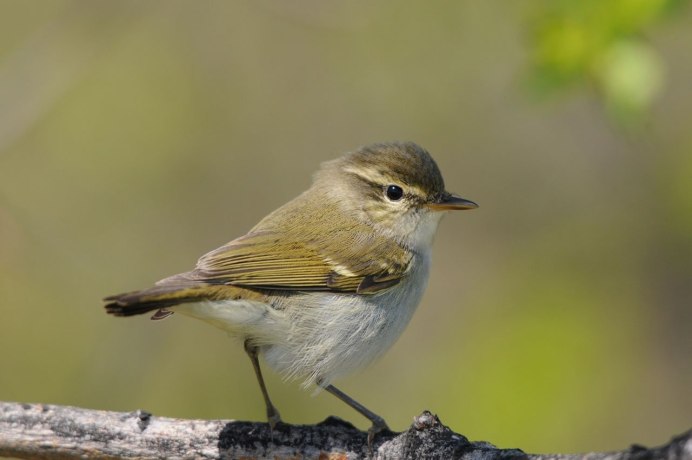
[193,230,411,294]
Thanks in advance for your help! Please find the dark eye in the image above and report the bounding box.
[385,184,404,201]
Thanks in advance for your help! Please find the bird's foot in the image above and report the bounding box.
[367,415,390,453]
[267,406,283,439]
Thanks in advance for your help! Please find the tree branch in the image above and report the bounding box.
[0,402,689,459]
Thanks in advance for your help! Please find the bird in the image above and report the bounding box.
[104,141,477,444]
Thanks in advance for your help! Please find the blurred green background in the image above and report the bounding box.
[1,0,690,454]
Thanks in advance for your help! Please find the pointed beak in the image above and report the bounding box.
[427,192,478,211]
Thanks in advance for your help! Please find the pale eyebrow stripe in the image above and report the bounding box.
[343,165,393,184]
[342,165,427,198]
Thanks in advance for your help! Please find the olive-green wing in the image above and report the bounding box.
[193,230,411,294]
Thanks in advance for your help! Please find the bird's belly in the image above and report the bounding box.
[264,254,431,386]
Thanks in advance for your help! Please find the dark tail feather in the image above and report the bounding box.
[104,285,207,318]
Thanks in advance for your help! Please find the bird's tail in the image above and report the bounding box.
[104,283,211,318]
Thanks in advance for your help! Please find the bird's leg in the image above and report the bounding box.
[244,340,282,430]
[318,379,389,448]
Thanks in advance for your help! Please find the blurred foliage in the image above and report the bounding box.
[0,1,690,455]
[529,0,686,122]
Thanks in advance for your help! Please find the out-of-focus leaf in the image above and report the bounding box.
[528,0,683,122]
[595,39,664,123]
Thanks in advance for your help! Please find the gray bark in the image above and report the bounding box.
[0,402,689,459]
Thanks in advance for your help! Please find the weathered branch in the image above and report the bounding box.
[0,402,689,459]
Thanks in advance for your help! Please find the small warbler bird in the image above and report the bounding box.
[105,141,477,442]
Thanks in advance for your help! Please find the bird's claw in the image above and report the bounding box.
[367,416,389,452]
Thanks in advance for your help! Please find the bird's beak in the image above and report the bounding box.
[427,193,478,211]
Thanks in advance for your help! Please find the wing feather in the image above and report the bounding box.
[193,230,411,294]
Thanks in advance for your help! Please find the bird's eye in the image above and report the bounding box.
[385,184,404,201]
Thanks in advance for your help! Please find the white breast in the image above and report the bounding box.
[261,251,432,386]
